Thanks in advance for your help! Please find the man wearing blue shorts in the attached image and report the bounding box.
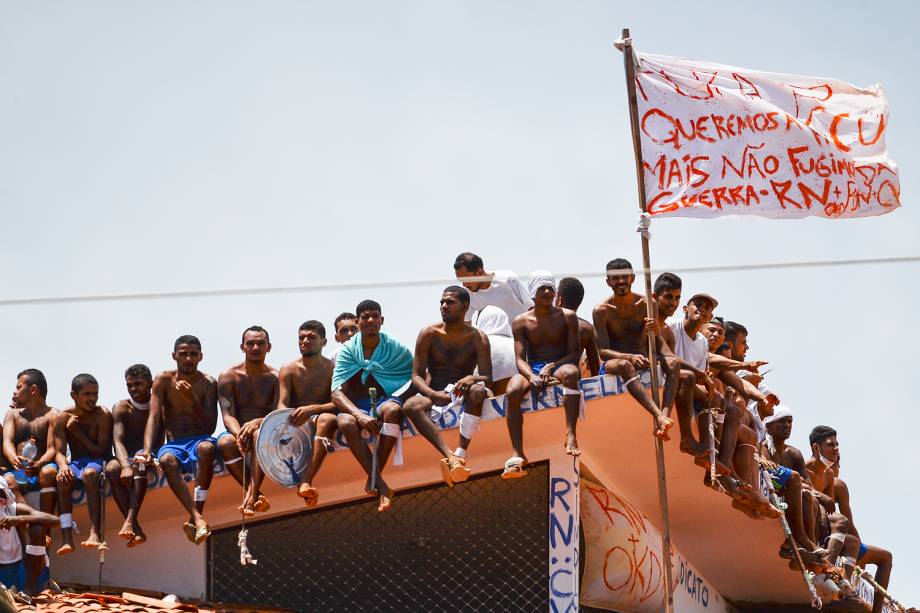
[503,272,584,477]
[53,374,112,555]
[3,368,59,593]
[331,300,414,512]
[404,286,492,486]
[139,335,218,545]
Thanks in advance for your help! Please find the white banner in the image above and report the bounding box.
[634,53,900,219]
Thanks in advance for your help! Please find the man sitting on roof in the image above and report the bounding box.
[54,373,112,554]
[217,326,279,517]
[502,272,584,477]
[331,300,413,512]
[453,252,533,323]
[105,364,163,548]
[3,368,59,593]
[330,312,359,362]
[826,433,894,613]
[403,286,492,486]
[279,320,336,508]
[140,335,219,545]
[762,407,830,567]
[555,277,600,378]
[592,259,672,440]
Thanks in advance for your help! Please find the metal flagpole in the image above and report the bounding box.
[616,27,675,612]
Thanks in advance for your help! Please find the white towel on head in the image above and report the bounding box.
[528,270,556,299]
[764,405,792,426]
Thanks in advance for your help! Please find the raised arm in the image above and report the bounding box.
[834,478,859,539]
[0,502,59,529]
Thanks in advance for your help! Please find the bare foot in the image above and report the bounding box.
[693,454,732,477]
[680,440,706,456]
[237,503,256,518]
[564,435,581,457]
[118,521,135,542]
[298,484,319,508]
[127,531,147,548]
[56,543,74,556]
[377,488,394,512]
[654,416,673,441]
[80,533,101,550]
[253,495,270,513]
[365,477,379,496]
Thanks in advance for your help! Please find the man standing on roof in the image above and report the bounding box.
[217,326,279,517]
[140,335,219,545]
[4,369,58,593]
[453,252,533,323]
[403,286,492,486]
[54,373,112,554]
[105,364,163,548]
[331,300,413,512]
[502,272,583,477]
[555,277,600,378]
[278,320,336,508]
[592,258,672,440]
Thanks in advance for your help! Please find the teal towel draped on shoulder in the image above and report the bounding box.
[331,331,413,396]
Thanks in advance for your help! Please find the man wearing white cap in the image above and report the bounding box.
[501,272,582,478]
[763,406,830,567]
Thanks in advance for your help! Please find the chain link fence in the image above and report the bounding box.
[209,463,549,612]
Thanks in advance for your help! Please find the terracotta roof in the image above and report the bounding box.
[17,589,293,613]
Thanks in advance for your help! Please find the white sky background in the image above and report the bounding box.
[1,0,918,602]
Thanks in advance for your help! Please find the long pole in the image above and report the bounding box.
[618,27,675,612]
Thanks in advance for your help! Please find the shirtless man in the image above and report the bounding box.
[403,286,492,485]
[592,259,672,439]
[217,326,279,516]
[331,300,414,512]
[761,408,829,566]
[54,373,113,554]
[104,364,163,548]
[555,277,600,377]
[502,272,583,477]
[805,426,860,570]
[4,369,58,592]
[330,312,359,361]
[278,320,336,507]
[140,335,218,545]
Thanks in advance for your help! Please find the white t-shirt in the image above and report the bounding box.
[466,270,533,323]
[669,321,708,371]
[0,498,21,564]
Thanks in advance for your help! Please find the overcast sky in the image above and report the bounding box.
[1,0,917,604]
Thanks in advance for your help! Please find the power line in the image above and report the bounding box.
[1,254,917,307]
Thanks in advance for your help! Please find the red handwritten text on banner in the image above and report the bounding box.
[635,53,899,219]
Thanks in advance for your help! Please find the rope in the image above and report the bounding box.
[0,255,917,307]
[238,457,257,566]
[762,467,821,609]
[97,472,106,592]
[852,566,907,612]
